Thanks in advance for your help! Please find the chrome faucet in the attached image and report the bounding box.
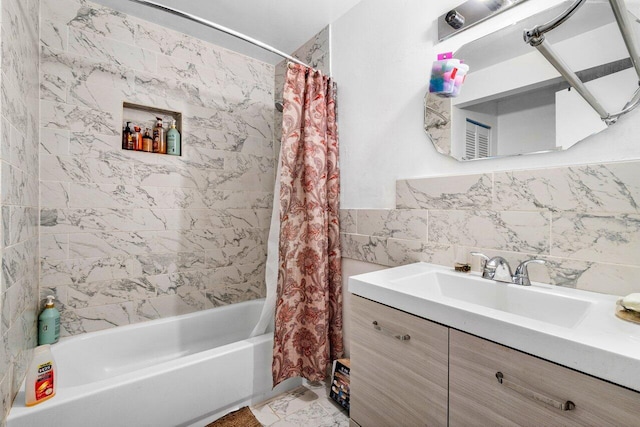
[513,259,546,286]
[471,252,546,286]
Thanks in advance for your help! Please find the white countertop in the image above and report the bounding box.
[349,262,640,392]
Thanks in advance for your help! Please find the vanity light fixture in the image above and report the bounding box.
[438,0,528,41]
[445,9,465,29]
[482,0,512,13]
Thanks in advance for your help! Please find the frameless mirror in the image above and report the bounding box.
[426,0,640,161]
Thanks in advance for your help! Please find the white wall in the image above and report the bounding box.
[332,0,640,208]
[496,89,556,155]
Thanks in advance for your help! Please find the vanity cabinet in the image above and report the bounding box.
[350,296,640,427]
[350,295,448,426]
[449,329,639,426]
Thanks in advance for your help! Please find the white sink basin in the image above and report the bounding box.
[349,262,640,393]
[391,271,593,328]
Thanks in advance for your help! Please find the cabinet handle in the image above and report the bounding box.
[372,321,411,341]
[496,372,575,411]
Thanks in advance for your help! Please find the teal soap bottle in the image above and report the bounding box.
[38,296,60,345]
[166,120,181,156]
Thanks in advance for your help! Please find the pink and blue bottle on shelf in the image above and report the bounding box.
[429,52,469,98]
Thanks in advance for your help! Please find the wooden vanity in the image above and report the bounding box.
[349,295,640,427]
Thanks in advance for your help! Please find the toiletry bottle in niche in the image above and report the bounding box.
[166,120,181,156]
[25,345,57,406]
[153,117,166,154]
[142,128,153,152]
[123,121,134,150]
[122,122,129,149]
[133,126,143,151]
[38,295,60,345]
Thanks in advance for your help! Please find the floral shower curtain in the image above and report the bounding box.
[272,63,343,386]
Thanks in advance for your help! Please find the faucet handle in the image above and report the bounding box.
[513,259,546,286]
[470,252,489,266]
[471,252,493,279]
[470,252,490,270]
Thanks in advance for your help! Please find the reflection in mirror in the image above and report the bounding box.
[426,0,640,161]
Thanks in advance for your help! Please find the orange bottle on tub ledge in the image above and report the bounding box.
[25,345,57,406]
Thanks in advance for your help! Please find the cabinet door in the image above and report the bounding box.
[350,296,448,427]
[449,329,640,426]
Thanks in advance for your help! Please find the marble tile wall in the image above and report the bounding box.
[1,0,41,421]
[341,161,640,296]
[39,0,276,339]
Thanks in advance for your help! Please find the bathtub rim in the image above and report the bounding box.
[55,298,268,347]
[8,298,274,419]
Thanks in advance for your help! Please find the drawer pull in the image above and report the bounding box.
[372,321,411,341]
[496,372,575,411]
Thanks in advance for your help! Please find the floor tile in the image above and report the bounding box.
[251,380,349,427]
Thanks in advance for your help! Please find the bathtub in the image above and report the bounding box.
[7,299,300,427]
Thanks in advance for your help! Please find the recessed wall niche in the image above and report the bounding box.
[122,102,183,155]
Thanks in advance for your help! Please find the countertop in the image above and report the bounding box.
[349,262,640,392]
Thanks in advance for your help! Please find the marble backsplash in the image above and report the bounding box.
[1,0,41,420]
[39,0,276,337]
[341,160,640,296]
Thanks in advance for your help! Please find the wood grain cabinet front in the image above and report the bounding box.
[350,295,449,427]
[449,329,640,426]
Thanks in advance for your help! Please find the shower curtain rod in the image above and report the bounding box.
[128,0,315,70]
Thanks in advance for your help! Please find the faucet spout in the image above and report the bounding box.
[472,252,513,282]
[485,256,513,283]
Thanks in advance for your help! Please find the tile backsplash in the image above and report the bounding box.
[341,161,640,296]
[1,0,40,419]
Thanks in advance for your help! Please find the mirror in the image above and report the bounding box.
[426,0,640,161]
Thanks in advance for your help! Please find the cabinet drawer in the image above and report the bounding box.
[449,329,640,426]
[350,296,448,427]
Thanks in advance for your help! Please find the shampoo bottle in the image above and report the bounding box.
[133,126,143,151]
[166,120,181,156]
[153,117,166,154]
[38,296,60,345]
[123,121,134,150]
[143,128,153,152]
[25,345,57,406]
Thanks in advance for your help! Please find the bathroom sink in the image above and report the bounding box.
[348,262,640,393]
[390,271,593,328]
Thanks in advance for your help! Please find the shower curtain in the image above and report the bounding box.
[272,63,343,386]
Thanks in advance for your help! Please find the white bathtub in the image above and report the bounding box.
[7,299,300,427]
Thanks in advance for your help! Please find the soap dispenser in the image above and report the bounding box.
[38,296,60,345]
[166,120,181,156]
